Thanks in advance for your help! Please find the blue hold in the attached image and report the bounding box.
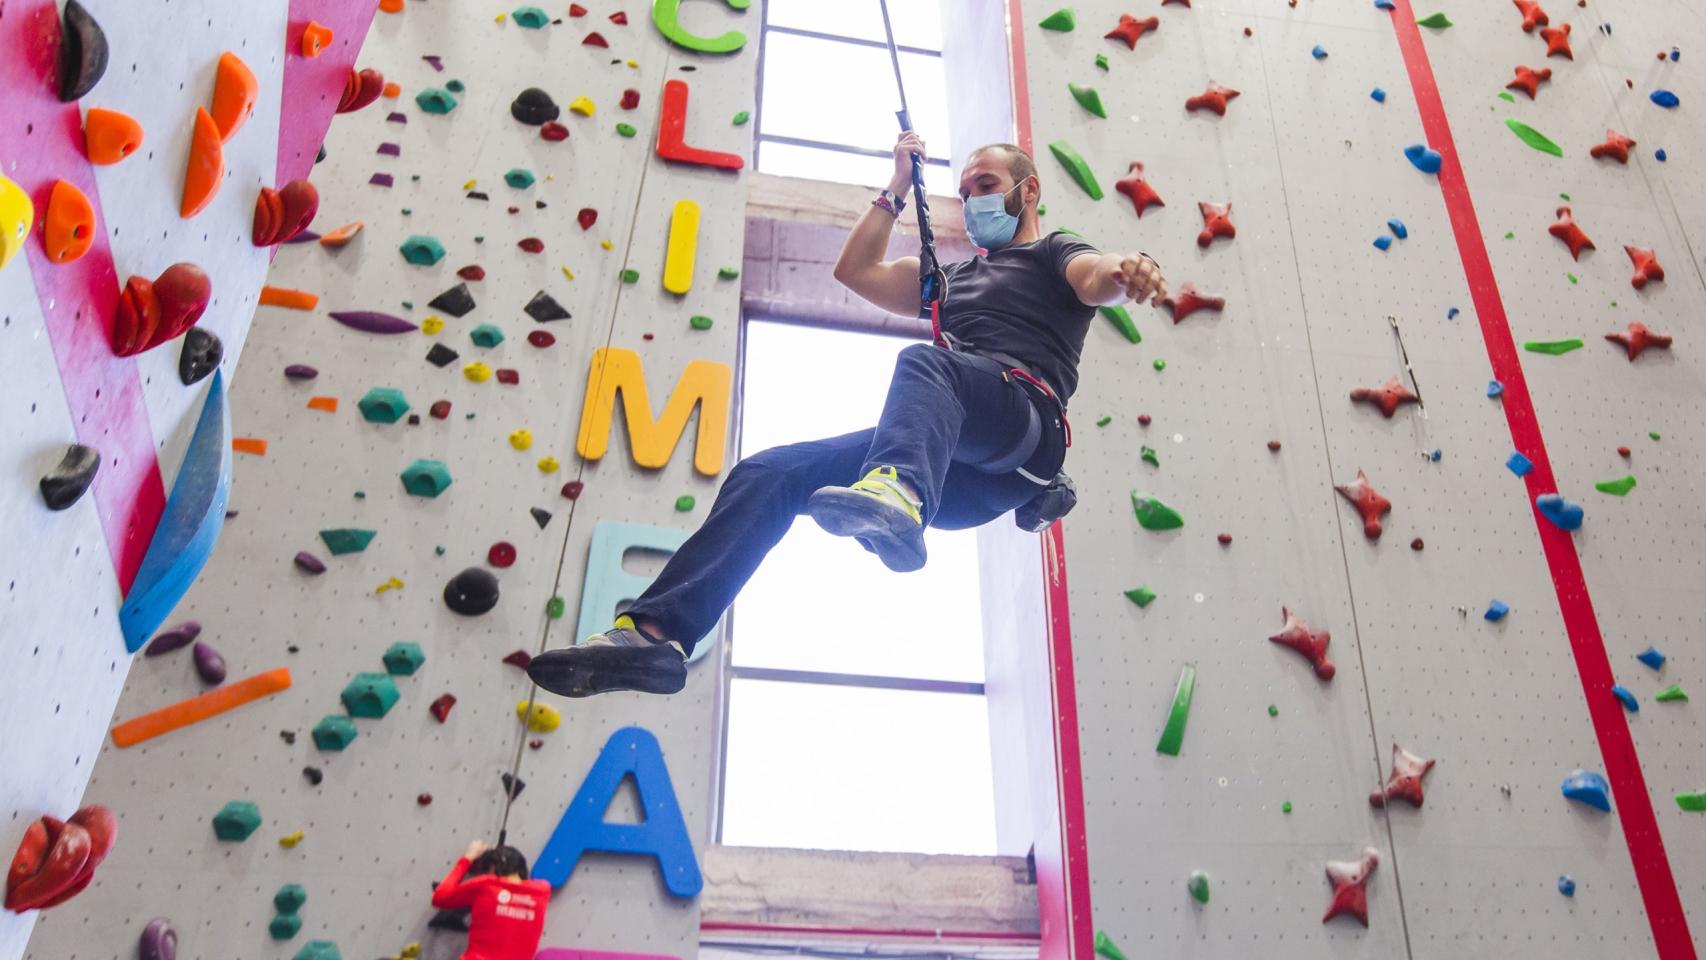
[1537,493,1584,531]
[1447,307,1460,319]
[1374,235,1393,251]
[1485,599,1510,622]
[1650,89,1679,108]
[1312,44,1328,60]
[1387,218,1408,239]
[1374,0,1394,8]
[1670,47,1680,62]
[1655,149,1667,162]
[1429,449,1442,462]
[1506,451,1534,477]
[1405,144,1443,174]
[1487,380,1504,398]
[1611,685,1639,712]
[1561,769,1612,812]
[1558,875,1576,897]
[1636,646,1666,670]
[1371,87,1387,102]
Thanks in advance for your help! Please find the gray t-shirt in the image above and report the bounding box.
[939,230,1100,403]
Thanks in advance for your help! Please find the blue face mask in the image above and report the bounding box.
[964,181,1025,250]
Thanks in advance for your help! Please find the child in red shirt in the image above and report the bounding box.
[431,841,552,960]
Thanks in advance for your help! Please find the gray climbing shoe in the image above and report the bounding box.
[527,615,687,697]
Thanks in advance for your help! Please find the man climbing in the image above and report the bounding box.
[431,840,552,960]
[529,133,1168,698]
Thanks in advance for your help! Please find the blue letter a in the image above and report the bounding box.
[533,726,702,897]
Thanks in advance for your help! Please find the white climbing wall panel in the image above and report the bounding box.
[1020,0,1704,956]
[22,0,755,958]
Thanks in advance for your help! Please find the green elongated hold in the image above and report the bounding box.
[1655,684,1688,702]
[675,495,696,511]
[1040,7,1076,31]
[652,0,750,54]
[718,266,740,279]
[1141,446,1159,467]
[1505,118,1563,157]
[1416,12,1453,28]
[1595,475,1636,496]
[1095,52,1109,70]
[1649,431,1661,441]
[1524,338,1583,355]
[546,595,566,619]
[1124,585,1156,608]
[1156,663,1197,756]
[1567,273,1578,284]
[1096,415,1112,427]
[1048,140,1103,200]
[1069,82,1107,118]
[690,315,714,330]
[1282,800,1293,813]
[616,122,637,138]
[1497,91,1516,103]
[1187,869,1210,904]
[1099,305,1140,343]
[1677,792,1706,812]
[1093,930,1129,960]
[1132,493,1183,530]
[732,110,750,125]
[621,268,640,284]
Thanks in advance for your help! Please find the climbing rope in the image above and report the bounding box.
[876,0,948,340]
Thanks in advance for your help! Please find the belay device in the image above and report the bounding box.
[876,0,1077,533]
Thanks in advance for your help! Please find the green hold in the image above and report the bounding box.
[1655,684,1688,703]
[1497,91,1516,103]
[1677,792,1706,812]
[415,88,458,114]
[311,715,358,751]
[616,122,637,138]
[717,266,740,279]
[1560,192,1571,201]
[470,324,506,348]
[1649,431,1661,441]
[1095,52,1109,71]
[434,545,446,556]
[399,235,445,266]
[1153,358,1167,371]
[382,642,426,676]
[319,528,376,555]
[1505,118,1563,157]
[1523,338,1584,355]
[1141,446,1159,467]
[1415,12,1453,28]
[675,495,696,511]
[1039,7,1076,31]
[1099,305,1141,343]
[504,168,536,189]
[1124,585,1156,608]
[1595,475,1636,496]
[1093,930,1128,960]
[400,459,452,498]
[1155,663,1196,756]
[341,673,400,719]
[546,596,566,619]
[1096,415,1112,427]
[689,315,714,330]
[274,883,308,915]
[1069,82,1107,118]
[1268,704,1279,717]
[1567,273,1578,284]
[293,942,342,960]
[1131,493,1184,531]
[358,387,410,424]
[732,110,750,125]
[1187,869,1210,904]
[621,269,640,284]
[1282,800,1293,814]
[445,79,466,94]
[353,491,365,500]
[212,801,262,841]
[1038,204,1047,216]
[270,913,302,941]
[1505,231,1515,239]
[512,5,549,28]
[1048,140,1102,200]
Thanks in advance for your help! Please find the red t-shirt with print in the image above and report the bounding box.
[431,857,552,960]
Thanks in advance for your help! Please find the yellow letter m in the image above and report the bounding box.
[576,347,732,476]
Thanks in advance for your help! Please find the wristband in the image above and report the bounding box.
[872,195,899,217]
[879,188,907,215]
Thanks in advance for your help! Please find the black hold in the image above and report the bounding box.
[510,87,561,125]
[501,772,526,798]
[535,200,548,209]
[40,443,100,510]
[530,507,552,528]
[524,290,570,322]
[679,64,697,72]
[178,327,222,385]
[428,283,476,318]
[279,730,296,745]
[443,567,500,615]
[284,364,319,380]
[426,343,460,367]
[428,909,471,932]
[302,766,324,786]
[315,144,327,164]
[466,191,489,202]
[286,645,300,654]
[407,414,421,425]
[58,0,109,101]
[223,510,238,520]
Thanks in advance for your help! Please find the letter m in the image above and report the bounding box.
[575,347,731,476]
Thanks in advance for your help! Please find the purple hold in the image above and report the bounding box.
[193,641,227,685]
[422,54,444,72]
[138,918,177,960]
[144,620,201,656]
[386,112,408,124]
[294,551,327,575]
[284,364,319,380]
[283,230,320,244]
[377,142,401,157]
[369,172,395,188]
[329,311,418,335]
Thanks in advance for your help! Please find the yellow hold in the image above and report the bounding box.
[464,361,493,382]
[278,830,304,849]
[375,577,404,594]
[569,95,596,117]
[663,199,700,295]
[576,347,731,476]
[517,700,561,733]
[0,174,34,272]
[537,456,560,473]
[421,316,445,334]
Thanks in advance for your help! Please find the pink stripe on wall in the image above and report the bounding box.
[0,0,166,592]
[276,0,379,185]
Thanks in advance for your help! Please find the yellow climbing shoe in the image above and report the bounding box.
[805,466,927,572]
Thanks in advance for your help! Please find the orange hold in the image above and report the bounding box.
[307,396,339,412]
[83,108,143,165]
[232,437,269,455]
[382,81,401,98]
[300,20,334,57]
[180,107,224,219]
[111,667,292,748]
[210,52,259,142]
[43,180,95,263]
[259,286,319,310]
[379,0,405,11]
[317,221,364,246]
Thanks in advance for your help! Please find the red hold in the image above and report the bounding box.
[1506,65,1551,99]
[1323,849,1379,926]
[1104,13,1159,49]
[1624,245,1664,288]
[1158,283,1224,323]
[1589,130,1636,163]
[336,68,385,114]
[417,793,433,806]
[496,368,520,384]
[429,400,452,419]
[1547,205,1594,260]
[456,264,485,281]
[429,693,456,723]
[1604,322,1671,361]
[502,649,533,670]
[1185,82,1240,115]
[541,121,569,142]
[5,806,116,912]
[1269,607,1335,681]
[112,263,212,357]
[657,80,744,170]
[569,2,587,14]
[1369,744,1435,808]
[1540,23,1572,58]
[582,31,609,47]
[1513,0,1548,31]
[609,10,628,24]
[518,237,544,253]
[1114,162,1164,218]
[620,89,640,110]
[1349,376,1419,418]
[252,180,320,246]
[577,207,598,229]
[488,542,517,568]
[1335,468,1391,540]
[1196,202,1234,247]
[562,480,585,500]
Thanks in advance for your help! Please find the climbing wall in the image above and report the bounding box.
[1,1,373,957]
[20,1,756,959]
[1021,0,1704,956]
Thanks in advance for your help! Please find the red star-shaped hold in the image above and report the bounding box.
[1196,202,1235,247]
[1104,13,1160,49]
[1114,162,1165,218]
[1541,23,1573,58]
[1625,245,1665,288]
[1335,468,1391,540]
[1349,376,1420,418]
[1548,205,1595,260]
[1323,849,1380,926]
[1185,82,1240,115]
[1369,744,1436,808]
[1269,607,1335,680]
[1159,283,1225,323]
[1506,65,1552,99]
[1605,322,1673,361]
[1513,0,1549,32]
[1590,129,1636,163]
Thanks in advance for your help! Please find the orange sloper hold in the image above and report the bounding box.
[43,180,95,263]
[210,52,259,142]
[1548,206,1594,260]
[83,108,143,165]
[300,20,333,57]
[307,396,339,412]
[111,668,292,747]
[259,286,319,309]
[180,107,224,219]
[318,222,364,246]
[1589,130,1635,163]
[382,81,401,98]
[379,0,405,11]
[232,438,268,455]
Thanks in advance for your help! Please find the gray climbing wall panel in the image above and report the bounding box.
[23,2,756,958]
[1021,0,1703,956]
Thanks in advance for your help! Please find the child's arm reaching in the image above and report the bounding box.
[430,841,487,909]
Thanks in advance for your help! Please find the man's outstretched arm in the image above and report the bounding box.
[833,132,927,318]
[1065,251,1168,308]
